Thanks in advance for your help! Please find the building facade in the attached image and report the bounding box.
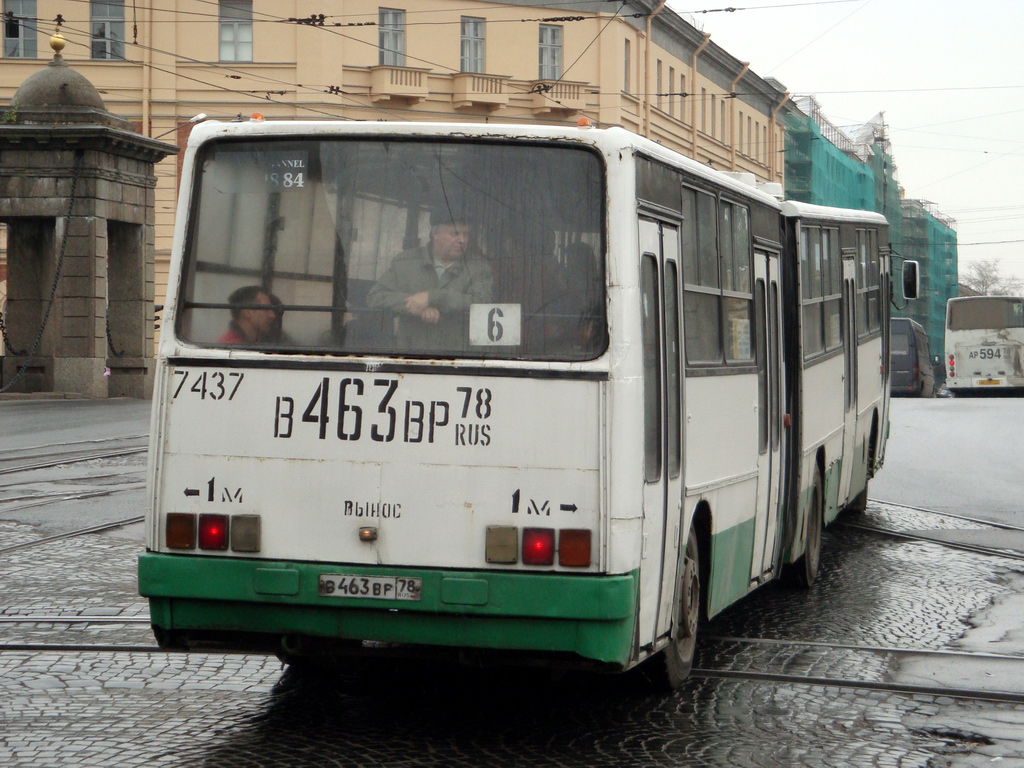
[783,97,957,362]
[898,199,958,357]
[1,0,793,309]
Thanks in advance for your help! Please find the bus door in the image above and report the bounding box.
[638,218,685,648]
[751,249,784,582]
[839,257,858,503]
[877,249,892,465]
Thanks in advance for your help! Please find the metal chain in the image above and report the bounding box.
[1,154,82,394]
[106,313,125,357]
[0,309,26,356]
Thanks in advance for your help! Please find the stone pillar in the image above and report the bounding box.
[0,32,176,397]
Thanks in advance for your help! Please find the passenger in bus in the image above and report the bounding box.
[265,292,299,345]
[366,210,493,351]
[217,285,277,344]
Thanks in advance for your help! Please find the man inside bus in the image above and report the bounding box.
[367,207,493,351]
[218,285,277,344]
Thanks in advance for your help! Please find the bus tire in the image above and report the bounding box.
[656,526,701,690]
[794,467,823,588]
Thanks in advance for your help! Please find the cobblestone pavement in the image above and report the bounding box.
[2,502,1024,767]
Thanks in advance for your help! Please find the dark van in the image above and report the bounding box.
[890,317,934,397]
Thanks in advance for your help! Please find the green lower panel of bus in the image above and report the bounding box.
[138,553,638,666]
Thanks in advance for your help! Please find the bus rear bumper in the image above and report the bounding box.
[138,552,638,667]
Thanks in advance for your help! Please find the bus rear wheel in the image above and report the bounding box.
[657,526,701,690]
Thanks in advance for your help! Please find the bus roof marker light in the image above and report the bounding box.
[577,117,592,128]
[522,528,555,566]
[198,514,230,551]
[250,112,265,121]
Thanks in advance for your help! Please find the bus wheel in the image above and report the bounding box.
[794,467,823,587]
[658,527,701,689]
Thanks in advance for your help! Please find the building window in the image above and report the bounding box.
[700,88,707,133]
[623,38,631,93]
[460,16,484,73]
[710,94,716,137]
[91,0,124,60]
[668,66,675,117]
[3,0,36,58]
[721,100,727,143]
[379,8,405,66]
[681,75,687,123]
[219,1,252,63]
[656,60,663,110]
[538,24,561,80]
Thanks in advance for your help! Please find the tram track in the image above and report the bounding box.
[871,499,1024,533]
[0,636,1021,706]
[0,515,145,555]
[0,435,148,476]
[705,634,1024,661]
[0,484,146,515]
[0,615,150,625]
[689,667,1024,706]
[2,468,147,491]
[840,519,1024,562]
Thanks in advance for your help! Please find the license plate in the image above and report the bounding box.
[978,378,1002,386]
[318,574,421,601]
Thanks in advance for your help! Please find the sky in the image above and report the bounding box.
[665,0,1024,287]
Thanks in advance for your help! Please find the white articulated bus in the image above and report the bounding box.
[781,202,893,527]
[139,120,903,687]
[945,296,1024,395]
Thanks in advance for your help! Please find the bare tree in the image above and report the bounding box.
[960,259,1024,296]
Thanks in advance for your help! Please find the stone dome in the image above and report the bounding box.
[13,54,107,111]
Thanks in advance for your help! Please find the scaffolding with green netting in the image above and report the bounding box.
[895,200,958,366]
[784,97,957,376]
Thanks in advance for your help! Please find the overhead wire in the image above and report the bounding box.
[19,15,635,128]
[17,1,640,120]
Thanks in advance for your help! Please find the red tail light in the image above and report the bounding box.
[558,529,592,567]
[522,528,555,565]
[198,514,229,550]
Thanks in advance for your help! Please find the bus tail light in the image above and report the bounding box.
[230,515,262,552]
[166,513,260,552]
[522,528,555,565]
[166,513,196,549]
[558,529,592,567]
[198,514,229,550]
[486,526,518,563]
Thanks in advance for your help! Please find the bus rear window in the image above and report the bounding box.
[948,298,1024,331]
[177,138,607,361]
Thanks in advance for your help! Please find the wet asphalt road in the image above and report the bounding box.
[2,397,1023,767]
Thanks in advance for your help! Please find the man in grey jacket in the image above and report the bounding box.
[367,211,493,352]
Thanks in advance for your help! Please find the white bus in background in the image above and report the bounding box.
[138,120,905,689]
[945,296,1024,395]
